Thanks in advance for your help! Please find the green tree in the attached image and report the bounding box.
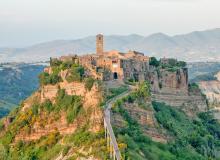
[149,57,160,67]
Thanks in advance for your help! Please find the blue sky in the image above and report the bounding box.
[0,0,220,47]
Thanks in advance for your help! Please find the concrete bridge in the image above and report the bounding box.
[104,90,130,160]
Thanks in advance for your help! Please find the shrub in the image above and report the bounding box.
[44,132,60,148]
[42,100,53,113]
[106,86,128,100]
[56,89,83,123]
[39,72,62,85]
[177,61,186,68]
[50,58,62,67]
[63,146,71,156]
[150,57,160,67]
[32,104,39,115]
[66,65,85,82]
[137,81,151,98]
[85,77,95,91]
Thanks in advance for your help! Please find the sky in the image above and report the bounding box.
[0,0,220,47]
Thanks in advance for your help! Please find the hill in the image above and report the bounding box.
[188,62,220,83]
[1,28,220,62]
[0,63,45,118]
[1,55,220,159]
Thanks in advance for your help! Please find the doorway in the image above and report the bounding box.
[113,72,118,79]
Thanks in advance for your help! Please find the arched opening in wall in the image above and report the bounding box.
[134,73,139,82]
[113,72,118,80]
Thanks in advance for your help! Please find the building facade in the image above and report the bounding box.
[50,34,150,82]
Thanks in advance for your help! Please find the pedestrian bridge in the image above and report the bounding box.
[104,91,130,160]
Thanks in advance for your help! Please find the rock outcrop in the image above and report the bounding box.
[199,79,220,109]
[149,67,207,115]
[111,98,169,143]
[150,67,188,95]
[15,81,103,142]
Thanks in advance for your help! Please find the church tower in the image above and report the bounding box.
[96,34,104,55]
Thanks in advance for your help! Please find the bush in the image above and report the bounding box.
[42,100,53,113]
[177,61,186,68]
[39,72,62,85]
[66,65,85,82]
[55,89,83,123]
[85,77,95,91]
[50,58,62,67]
[136,81,151,98]
[32,104,39,115]
[106,86,128,100]
[150,57,160,67]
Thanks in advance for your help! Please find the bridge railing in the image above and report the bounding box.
[104,90,131,160]
[104,115,121,160]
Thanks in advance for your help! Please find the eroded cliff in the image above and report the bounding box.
[0,61,108,160]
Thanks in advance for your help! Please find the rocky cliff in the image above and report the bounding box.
[150,67,188,95]
[198,71,220,109]
[15,81,103,142]
[0,56,212,160]
[149,66,207,116]
[0,61,108,160]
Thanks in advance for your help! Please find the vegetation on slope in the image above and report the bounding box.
[153,102,220,160]
[112,81,220,160]
[150,57,186,71]
[105,85,129,101]
[113,82,177,160]
[150,57,187,76]
[0,86,108,159]
[39,60,85,86]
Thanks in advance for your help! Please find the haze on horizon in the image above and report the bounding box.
[1,0,220,47]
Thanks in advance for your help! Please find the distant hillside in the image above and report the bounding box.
[0,63,45,118]
[1,28,220,62]
[188,62,220,83]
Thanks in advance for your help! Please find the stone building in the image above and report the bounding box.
[78,34,150,81]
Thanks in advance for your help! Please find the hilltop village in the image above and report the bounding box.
[0,34,213,160]
[44,34,206,110]
[47,34,150,81]
[46,34,190,96]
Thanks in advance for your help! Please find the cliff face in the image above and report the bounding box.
[0,56,212,160]
[112,100,168,143]
[198,71,220,109]
[15,81,103,142]
[149,67,207,116]
[0,62,108,160]
[150,68,188,95]
[199,80,220,107]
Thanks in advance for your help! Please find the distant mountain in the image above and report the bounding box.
[1,28,220,62]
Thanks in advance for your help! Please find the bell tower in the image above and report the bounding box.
[96,34,104,55]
